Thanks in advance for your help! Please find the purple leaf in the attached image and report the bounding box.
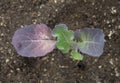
[74,28,105,57]
[12,24,56,57]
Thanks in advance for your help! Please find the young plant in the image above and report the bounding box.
[52,24,83,60]
[12,24,105,60]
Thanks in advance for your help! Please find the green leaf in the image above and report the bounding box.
[53,24,74,53]
[70,50,83,60]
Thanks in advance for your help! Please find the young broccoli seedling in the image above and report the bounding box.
[12,23,105,61]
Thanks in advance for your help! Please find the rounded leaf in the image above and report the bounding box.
[74,28,105,57]
[12,24,56,57]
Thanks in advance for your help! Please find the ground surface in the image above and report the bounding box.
[0,0,120,83]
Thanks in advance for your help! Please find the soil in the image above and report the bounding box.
[0,0,120,83]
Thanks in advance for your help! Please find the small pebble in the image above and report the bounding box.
[115,68,119,77]
[83,0,87,3]
[41,56,49,61]
[6,59,9,63]
[51,58,54,61]
[111,19,115,23]
[104,12,107,16]
[108,30,115,39]
[111,7,117,14]
[0,22,4,26]
[10,70,13,73]
[55,9,58,12]
[118,25,120,29]
[40,80,43,83]
[61,0,64,3]
[54,0,57,3]
[109,59,114,65]
[106,20,110,24]
[0,33,4,36]
[115,73,119,77]
[43,68,47,72]
[16,68,20,71]
[59,65,68,68]
[109,44,112,47]
[98,65,102,69]
[40,4,44,9]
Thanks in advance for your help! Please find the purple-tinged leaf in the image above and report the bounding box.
[12,24,56,57]
[74,28,105,57]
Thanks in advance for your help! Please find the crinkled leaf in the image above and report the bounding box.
[12,24,56,57]
[53,24,74,53]
[71,50,83,60]
[74,28,104,57]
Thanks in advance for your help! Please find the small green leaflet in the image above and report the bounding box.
[53,24,74,53]
[70,50,83,60]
